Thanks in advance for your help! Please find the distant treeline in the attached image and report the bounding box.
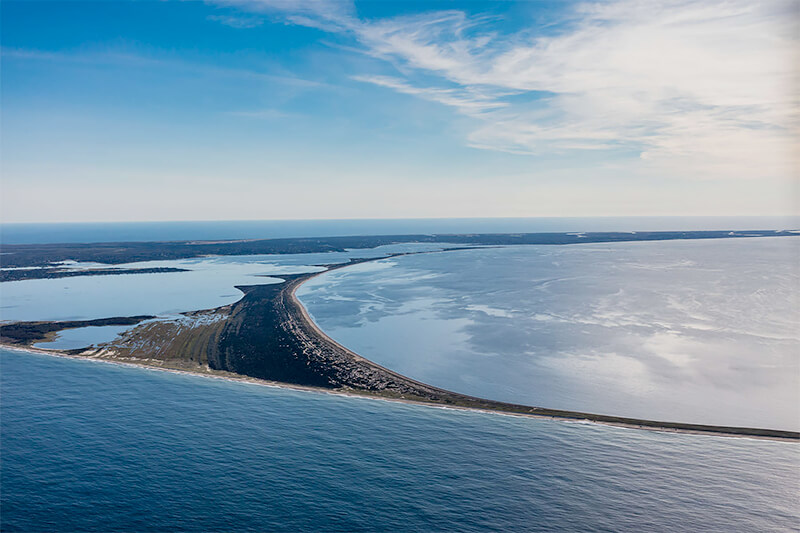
[0,230,794,269]
[0,316,156,344]
[0,267,189,282]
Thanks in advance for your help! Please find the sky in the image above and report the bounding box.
[1,0,798,223]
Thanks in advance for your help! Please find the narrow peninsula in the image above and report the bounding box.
[3,242,798,441]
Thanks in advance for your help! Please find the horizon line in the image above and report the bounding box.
[2,214,800,226]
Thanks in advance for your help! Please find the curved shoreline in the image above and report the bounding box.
[288,260,470,396]
[3,340,797,443]
[286,256,799,441]
[3,249,797,441]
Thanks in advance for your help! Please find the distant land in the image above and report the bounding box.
[1,229,796,276]
[0,267,189,283]
[1,230,798,440]
[2,216,798,244]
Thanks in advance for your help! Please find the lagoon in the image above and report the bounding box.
[298,238,800,430]
[0,244,459,324]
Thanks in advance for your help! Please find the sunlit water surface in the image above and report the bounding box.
[2,349,798,532]
[33,324,136,350]
[0,243,461,346]
[298,238,800,430]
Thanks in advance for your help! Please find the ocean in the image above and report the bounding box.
[2,216,798,244]
[2,220,799,531]
[2,348,798,532]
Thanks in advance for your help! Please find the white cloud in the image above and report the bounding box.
[212,0,356,31]
[207,15,263,29]
[351,74,507,113]
[0,46,324,88]
[221,0,799,181]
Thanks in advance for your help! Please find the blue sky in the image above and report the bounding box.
[1,0,797,223]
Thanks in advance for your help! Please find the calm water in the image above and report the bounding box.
[0,244,456,324]
[4,237,798,429]
[33,324,137,350]
[298,238,800,430]
[2,216,798,244]
[2,348,798,532]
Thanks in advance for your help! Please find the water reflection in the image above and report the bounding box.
[0,243,464,323]
[33,324,139,350]
[298,238,800,430]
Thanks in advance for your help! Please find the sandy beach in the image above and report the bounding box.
[3,245,798,442]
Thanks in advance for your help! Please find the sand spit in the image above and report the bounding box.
[3,249,798,441]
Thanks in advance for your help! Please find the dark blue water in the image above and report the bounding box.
[2,348,798,532]
[3,216,798,244]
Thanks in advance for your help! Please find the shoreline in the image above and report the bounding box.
[2,342,797,443]
[3,249,798,442]
[3,230,796,271]
[284,264,800,441]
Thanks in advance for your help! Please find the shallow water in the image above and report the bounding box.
[298,238,800,430]
[33,324,136,350]
[0,243,458,323]
[1,348,797,532]
[0,256,289,322]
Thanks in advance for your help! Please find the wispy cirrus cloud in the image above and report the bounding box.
[211,0,356,31]
[351,74,507,113]
[1,46,324,88]
[207,14,263,29]
[210,0,800,179]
